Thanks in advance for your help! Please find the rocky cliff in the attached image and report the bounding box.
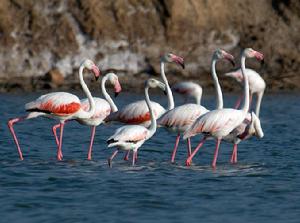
[0,0,299,92]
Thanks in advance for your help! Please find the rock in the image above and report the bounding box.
[0,0,299,91]
[44,68,64,87]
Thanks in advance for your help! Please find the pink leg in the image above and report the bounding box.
[187,138,192,157]
[134,150,138,162]
[132,150,137,166]
[87,126,96,160]
[108,149,119,168]
[186,136,207,166]
[7,116,27,160]
[57,122,64,161]
[52,123,60,146]
[171,133,181,163]
[124,151,130,161]
[212,138,221,168]
[234,94,243,109]
[230,144,238,164]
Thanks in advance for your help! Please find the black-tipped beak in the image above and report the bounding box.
[95,76,99,81]
[114,92,119,98]
[163,90,167,95]
[181,63,185,69]
[260,59,265,68]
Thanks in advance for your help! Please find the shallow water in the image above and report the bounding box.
[1,92,300,223]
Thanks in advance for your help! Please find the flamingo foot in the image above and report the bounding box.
[124,151,130,161]
[186,158,192,166]
[87,155,92,161]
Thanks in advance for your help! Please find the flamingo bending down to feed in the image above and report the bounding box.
[52,72,122,160]
[183,48,264,168]
[172,81,203,105]
[158,49,235,163]
[7,59,100,160]
[106,79,166,167]
[225,68,265,117]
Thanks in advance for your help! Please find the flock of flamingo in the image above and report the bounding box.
[7,48,265,168]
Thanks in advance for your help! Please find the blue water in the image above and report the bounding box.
[1,92,300,223]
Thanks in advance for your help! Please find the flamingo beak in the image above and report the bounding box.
[92,65,101,81]
[114,80,122,98]
[171,55,185,69]
[224,53,235,67]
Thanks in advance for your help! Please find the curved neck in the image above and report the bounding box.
[240,55,250,113]
[101,76,118,112]
[255,91,264,117]
[196,94,201,105]
[160,62,174,110]
[211,58,223,109]
[79,66,95,118]
[145,86,156,137]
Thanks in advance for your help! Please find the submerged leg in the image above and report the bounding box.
[187,138,192,157]
[124,151,130,161]
[57,122,65,161]
[7,116,27,160]
[171,133,181,163]
[87,126,96,160]
[212,138,221,168]
[132,150,138,166]
[108,149,119,168]
[186,136,207,166]
[230,144,238,164]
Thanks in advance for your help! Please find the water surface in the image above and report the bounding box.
[1,92,300,223]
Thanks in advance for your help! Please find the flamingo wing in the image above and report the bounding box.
[184,108,245,139]
[158,104,209,131]
[107,125,149,145]
[105,100,165,125]
[80,97,111,120]
[25,92,81,116]
[172,82,202,95]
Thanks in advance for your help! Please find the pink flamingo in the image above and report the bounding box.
[52,72,121,160]
[158,49,235,163]
[172,81,203,105]
[7,59,100,160]
[224,111,264,164]
[105,53,184,127]
[225,68,265,116]
[183,48,264,168]
[107,79,166,167]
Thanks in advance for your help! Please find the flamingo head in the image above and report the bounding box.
[244,48,264,62]
[249,112,264,138]
[146,78,166,93]
[214,49,235,66]
[107,72,122,97]
[161,53,185,69]
[81,59,101,80]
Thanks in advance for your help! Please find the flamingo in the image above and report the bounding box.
[52,72,122,160]
[106,79,166,167]
[7,59,100,160]
[224,111,264,164]
[225,68,265,117]
[172,81,203,105]
[183,48,264,168]
[104,53,184,127]
[158,49,235,163]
